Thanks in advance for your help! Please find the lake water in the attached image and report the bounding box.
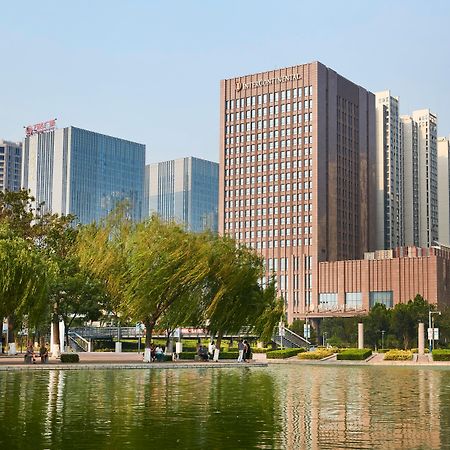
[0,365,449,449]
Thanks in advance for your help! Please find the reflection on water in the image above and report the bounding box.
[0,366,449,449]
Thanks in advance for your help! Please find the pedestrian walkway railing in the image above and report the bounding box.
[272,326,311,349]
[68,332,90,352]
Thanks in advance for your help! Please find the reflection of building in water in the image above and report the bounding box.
[280,366,441,449]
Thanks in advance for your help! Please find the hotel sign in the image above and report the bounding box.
[25,119,57,137]
[236,73,301,91]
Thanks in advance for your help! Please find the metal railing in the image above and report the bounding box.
[272,326,311,349]
[68,332,91,352]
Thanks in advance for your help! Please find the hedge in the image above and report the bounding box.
[383,350,413,361]
[60,353,80,363]
[298,348,334,360]
[432,349,450,361]
[336,348,372,360]
[266,348,306,359]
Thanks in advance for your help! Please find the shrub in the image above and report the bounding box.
[432,349,450,361]
[266,348,306,359]
[60,353,80,363]
[298,348,334,360]
[383,350,413,361]
[178,352,196,360]
[411,348,430,354]
[253,347,271,353]
[377,348,390,353]
[336,348,372,360]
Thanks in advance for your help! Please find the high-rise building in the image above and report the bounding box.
[401,110,438,247]
[437,136,450,245]
[0,140,22,192]
[374,91,403,249]
[145,156,219,233]
[220,61,376,322]
[22,124,145,224]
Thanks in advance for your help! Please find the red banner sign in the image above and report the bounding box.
[25,119,56,137]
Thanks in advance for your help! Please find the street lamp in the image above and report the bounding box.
[323,332,328,347]
[428,310,441,353]
[380,330,386,350]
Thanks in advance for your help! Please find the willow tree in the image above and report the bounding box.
[0,226,49,353]
[201,235,283,356]
[77,214,209,359]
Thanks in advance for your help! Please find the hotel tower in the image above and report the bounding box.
[219,61,376,322]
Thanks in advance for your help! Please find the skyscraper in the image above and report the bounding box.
[437,136,450,245]
[145,156,219,232]
[0,140,22,192]
[374,91,403,249]
[22,124,145,224]
[220,61,376,322]
[401,110,438,247]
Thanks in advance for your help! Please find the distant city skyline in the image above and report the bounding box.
[1,1,449,164]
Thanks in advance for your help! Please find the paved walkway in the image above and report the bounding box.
[0,352,268,371]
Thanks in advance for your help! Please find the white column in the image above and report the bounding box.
[358,323,364,349]
[418,322,425,356]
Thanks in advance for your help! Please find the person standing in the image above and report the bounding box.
[243,340,252,363]
[237,339,244,362]
[208,341,215,360]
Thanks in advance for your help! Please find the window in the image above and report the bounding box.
[369,291,393,309]
[319,293,338,310]
[345,292,362,310]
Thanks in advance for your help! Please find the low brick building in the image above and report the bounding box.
[306,246,450,319]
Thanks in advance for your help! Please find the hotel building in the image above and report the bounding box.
[22,125,145,224]
[145,156,219,232]
[374,91,403,249]
[0,140,22,192]
[219,61,376,322]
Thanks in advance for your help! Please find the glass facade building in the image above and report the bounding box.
[145,157,219,233]
[0,140,22,192]
[22,126,145,223]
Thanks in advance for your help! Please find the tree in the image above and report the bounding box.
[364,303,392,348]
[77,215,209,358]
[0,226,49,352]
[201,235,283,353]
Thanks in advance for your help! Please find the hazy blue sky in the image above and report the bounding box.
[1,0,449,163]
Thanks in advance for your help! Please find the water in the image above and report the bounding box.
[1,365,449,449]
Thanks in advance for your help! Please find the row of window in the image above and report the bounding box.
[225,145,312,157]
[225,86,314,110]
[224,203,312,215]
[225,100,314,121]
[317,291,394,310]
[226,121,313,134]
[238,237,312,249]
[225,215,311,227]
[230,227,312,238]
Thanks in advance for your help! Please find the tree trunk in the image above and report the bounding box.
[7,315,15,343]
[51,308,61,358]
[7,315,17,355]
[214,331,223,361]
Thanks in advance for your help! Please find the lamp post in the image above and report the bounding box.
[381,330,385,350]
[323,332,328,347]
[428,310,441,353]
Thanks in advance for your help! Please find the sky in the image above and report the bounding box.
[1,0,449,164]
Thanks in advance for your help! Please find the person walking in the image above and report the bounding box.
[237,339,244,362]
